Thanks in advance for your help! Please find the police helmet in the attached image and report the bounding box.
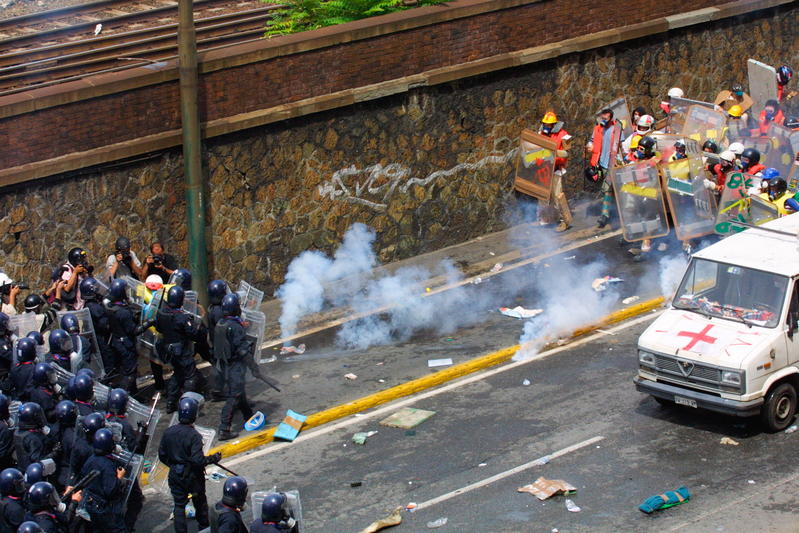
[171,269,192,291]
[0,394,9,421]
[24,463,44,486]
[92,428,116,456]
[23,294,45,313]
[67,248,87,268]
[107,388,129,416]
[222,476,249,508]
[166,286,185,309]
[76,367,96,380]
[0,313,8,335]
[108,278,128,302]
[32,362,56,388]
[115,237,131,251]
[17,403,45,431]
[81,412,106,436]
[762,168,781,181]
[208,280,228,305]
[261,492,288,522]
[17,522,44,533]
[27,482,58,512]
[79,278,100,301]
[177,396,199,424]
[221,293,241,317]
[16,337,37,363]
[55,400,78,427]
[73,373,94,403]
[59,313,80,335]
[0,468,24,497]
[26,331,44,346]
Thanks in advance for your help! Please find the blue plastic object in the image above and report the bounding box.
[244,411,265,431]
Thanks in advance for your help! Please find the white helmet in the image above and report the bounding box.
[728,142,745,156]
[636,114,655,131]
[667,87,684,99]
[719,150,736,163]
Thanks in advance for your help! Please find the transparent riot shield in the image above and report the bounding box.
[747,59,778,117]
[648,133,700,164]
[764,123,796,178]
[55,308,104,377]
[788,164,799,193]
[251,490,303,531]
[790,131,799,162]
[148,417,216,493]
[236,280,264,311]
[667,97,715,134]
[111,448,144,508]
[514,129,557,202]
[610,161,670,242]
[121,275,148,312]
[681,105,727,146]
[714,172,779,234]
[597,97,633,140]
[10,312,43,364]
[661,157,718,241]
[9,401,20,421]
[92,381,111,410]
[122,396,161,459]
[183,290,201,320]
[725,119,750,143]
[241,308,269,364]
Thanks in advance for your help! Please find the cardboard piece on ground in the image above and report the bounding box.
[428,358,453,368]
[517,477,577,500]
[273,409,307,442]
[380,407,436,429]
[499,306,543,319]
[359,506,402,533]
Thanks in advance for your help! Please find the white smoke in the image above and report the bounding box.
[657,253,689,303]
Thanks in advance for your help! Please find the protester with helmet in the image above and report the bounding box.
[586,109,618,228]
[14,403,55,472]
[705,150,736,194]
[0,468,26,533]
[537,111,573,232]
[106,279,141,394]
[250,492,299,533]
[701,139,719,154]
[741,147,766,177]
[669,140,687,162]
[24,482,67,533]
[211,477,248,533]
[0,395,13,471]
[628,136,658,162]
[59,248,92,311]
[777,65,793,101]
[660,87,684,116]
[11,339,38,402]
[158,396,221,533]
[106,237,145,282]
[751,99,785,137]
[214,294,255,441]
[154,286,200,413]
[621,114,655,156]
[29,364,60,423]
[79,428,127,533]
[759,176,793,215]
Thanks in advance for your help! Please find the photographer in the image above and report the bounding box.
[144,242,178,284]
[60,247,93,310]
[0,272,23,316]
[105,236,145,281]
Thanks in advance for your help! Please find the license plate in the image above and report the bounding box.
[674,396,698,408]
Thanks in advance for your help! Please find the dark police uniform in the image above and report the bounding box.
[158,423,211,533]
[80,454,127,533]
[9,362,34,402]
[107,300,139,393]
[0,418,14,471]
[105,413,144,532]
[85,299,113,376]
[14,428,51,472]
[0,494,25,533]
[30,387,59,423]
[212,503,247,533]
[0,334,11,393]
[155,308,198,411]
[214,316,254,433]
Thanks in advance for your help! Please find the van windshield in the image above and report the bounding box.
[673,258,787,328]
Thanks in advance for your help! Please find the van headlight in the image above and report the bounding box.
[721,370,742,386]
[639,350,656,367]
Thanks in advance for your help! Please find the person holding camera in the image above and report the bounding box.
[105,237,145,281]
[144,242,178,284]
[60,248,93,311]
[0,273,22,316]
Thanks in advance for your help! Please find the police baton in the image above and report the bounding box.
[61,470,99,503]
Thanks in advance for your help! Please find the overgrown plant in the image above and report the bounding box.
[265,0,449,36]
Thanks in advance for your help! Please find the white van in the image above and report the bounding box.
[634,213,799,431]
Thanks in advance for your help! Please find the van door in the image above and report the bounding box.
[786,280,799,365]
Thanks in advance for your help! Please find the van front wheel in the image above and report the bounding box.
[760,383,797,432]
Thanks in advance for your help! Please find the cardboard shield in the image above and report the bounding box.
[110,448,144,508]
[714,172,779,234]
[251,490,303,531]
[241,308,269,364]
[514,129,557,201]
[611,160,669,242]
[236,280,264,311]
[764,123,796,178]
[681,105,727,146]
[55,308,104,377]
[667,97,715,134]
[747,59,778,117]
[661,157,718,240]
[597,97,634,140]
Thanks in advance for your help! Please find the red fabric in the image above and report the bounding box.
[747,163,766,175]
[542,129,570,169]
[711,164,728,192]
[589,121,615,167]
[751,109,785,136]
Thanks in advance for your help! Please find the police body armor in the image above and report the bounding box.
[155,309,192,365]
[213,322,233,367]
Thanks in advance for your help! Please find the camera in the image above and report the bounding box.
[152,254,164,267]
[116,249,132,263]
[0,282,28,295]
[78,260,94,275]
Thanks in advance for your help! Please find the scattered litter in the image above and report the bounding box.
[622,295,640,305]
[522,379,531,386]
[518,477,577,500]
[376,362,385,366]
[273,410,306,442]
[280,344,306,355]
[478,463,487,467]
[472,277,483,285]
[592,276,624,292]
[244,411,266,431]
[565,499,581,513]
[639,486,691,513]
[354,413,365,417]
[597,329,615,335]
[381,407,436,429]
[345,373,358,380]
[563,255,576,261]
[720,437,739,446]
[94,23,102,36]
[206,471,228,482]
[747,480,756,484]
[378,379,386,383]
[532,455,551,466]
[352,431,378,445]
[428,358,453,368]
[499,306,544,319]
[427,517,448,528]
[360,506,403,532]
[489,252,496,256]
[490,263,503,273]
[291,374,300,379]
[445,338,455,342]
[785,425,798,434]
[552,529,559,533]
[426,287,431,292]
[351,482,362,487]
[185,500,196,518]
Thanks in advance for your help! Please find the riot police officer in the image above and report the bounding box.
[14,403,55,475]
[157,396,220,533]
[106,279,140,394]
[10,339,37,402]
[0,395,14,471]
[0,314,12,390]
[51,402,77,491]
[250,493,298,533]
[67,412,105,489]
[71,373,94,417]
[17,522,44,533]
[80,429,126,533]
[212,477,248,533]
[58,314,89,374]
[104,389,144,532]
[206,280,228,402]
[79,278,113,376]
[45,330,71,375]
[214,294,253,441]
[154,287,200,413]
[29,364,60,423]
[24,482,67,533]
[0,468,26,533]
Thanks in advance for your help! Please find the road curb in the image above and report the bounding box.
[206,295,666,460]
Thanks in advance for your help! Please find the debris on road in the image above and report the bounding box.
[428,358,453,367]
[522,379,531,386]
[206,472,228,482]
[94,23,102,36]
[291,374,300,379]
[280,344,306,355]
[592,276,624,291]
[360,506,403,532]
[565,499,581,513]
[405,503,417,511]
[785,425,798,434]
[638,486,691,514]
[499,306,544,319]
[352,431,378,445]
[747,480,756,484]
[381,407,436,429]
[244,411,266,431]
[490,263,503,273]
[472,276,483,284]
[273,409,306,442]
[345,373,358,380]
[720,437,740,446]
[427,517,448,528]
[351,482,362,487]
[478,462,487,467]
[517,477,577,500]
[622,295,640,305]
[564,255,576,261]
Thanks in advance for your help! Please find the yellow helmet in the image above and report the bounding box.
[728,105,743,118]
[541,111,558,124]
[630,135,641,149]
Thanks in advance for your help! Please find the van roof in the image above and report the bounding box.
[694,213,799,277]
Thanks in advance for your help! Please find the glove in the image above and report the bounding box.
[703,179,716,191]
[205,452,222,465]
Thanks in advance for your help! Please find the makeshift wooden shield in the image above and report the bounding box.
[660,157,717,241]
[514,129,557,202]
[611,160,670,242]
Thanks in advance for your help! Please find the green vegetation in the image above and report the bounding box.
[265,0,449,36]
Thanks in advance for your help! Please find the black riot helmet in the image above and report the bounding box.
[26,331,44,346]
[73,373,94,403]
[208,280,228,306]
[107,388,129,416]
[24,463,45,486]
[67,248,87,268]
[0,313,8,336]
[23,294,45,313]
[27,482,59,512]
[261,492,288,522]
[0,394,9,421]
[108,278,127,302]
[638,136,657,156]
[702,139,719,154]
[171,269,192,291]
[81,412,106,437]
[79,278,100,301]
[59,313,80,335]
[115,237,131,251]
[0,468,24,497]
[16,337,38,363]
[166,286,185,309]
[17,522,44,533]
[55,400,78,428]
[221,293,241,317]
[222,476,249,508]
[92,428,115,456]
[741,147,761,169]
[17,403,45,431]
[177,396,199,424]
[768,177,788,200]
[32,363,57,388]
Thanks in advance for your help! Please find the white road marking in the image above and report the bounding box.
[414,435,605,511]
[222,311,660,468]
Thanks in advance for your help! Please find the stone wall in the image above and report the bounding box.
[1,3,798,296]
